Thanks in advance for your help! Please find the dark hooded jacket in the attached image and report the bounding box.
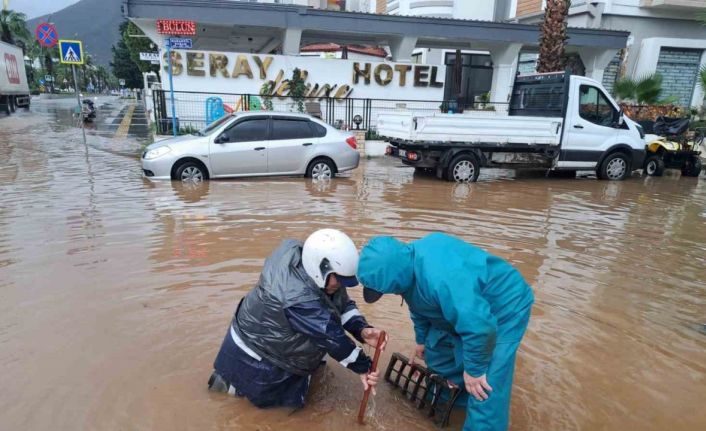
[233,239,369,376]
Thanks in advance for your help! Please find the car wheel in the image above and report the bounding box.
[307,158,335,180]
[598,152,630,181]
[175,161,206,183]
[644,155,665,177]
[446,153,480,183]
[681,157,702,177]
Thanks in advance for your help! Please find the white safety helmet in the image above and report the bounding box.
[302,229,360,289]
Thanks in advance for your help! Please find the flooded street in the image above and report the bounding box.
[1,101,705,431]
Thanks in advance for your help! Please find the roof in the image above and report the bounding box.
[124,1,630,50]
[300,43,388,58]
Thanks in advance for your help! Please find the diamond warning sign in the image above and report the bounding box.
[58,39,84,65]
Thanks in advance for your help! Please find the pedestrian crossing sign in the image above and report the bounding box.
[58,39,84,65]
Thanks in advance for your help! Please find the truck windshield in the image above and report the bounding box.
[578,85,616,127]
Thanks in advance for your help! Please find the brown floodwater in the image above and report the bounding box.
[1,105,705,431]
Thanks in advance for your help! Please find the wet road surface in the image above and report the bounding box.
[1,101,705,430]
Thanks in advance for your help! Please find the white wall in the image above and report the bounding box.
[454,0,496,20]
[388,0,497,20]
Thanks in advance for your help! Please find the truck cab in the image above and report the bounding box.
[511,73,646,178]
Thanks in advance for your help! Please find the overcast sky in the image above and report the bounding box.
[7,0,80,19]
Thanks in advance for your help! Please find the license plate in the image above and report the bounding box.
[398,149,407,158]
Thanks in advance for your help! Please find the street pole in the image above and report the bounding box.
[72,65,86,146]
[166,39,177,137]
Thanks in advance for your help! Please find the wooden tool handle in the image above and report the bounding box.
[357,330,386,425]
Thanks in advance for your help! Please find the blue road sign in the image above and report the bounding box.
[167,38,192,49]
[59,40,84,65]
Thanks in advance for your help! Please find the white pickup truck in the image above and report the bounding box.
[378,72,646,182]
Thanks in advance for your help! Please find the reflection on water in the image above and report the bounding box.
[1,107,705,430]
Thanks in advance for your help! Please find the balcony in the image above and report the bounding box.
[640,0,706,10]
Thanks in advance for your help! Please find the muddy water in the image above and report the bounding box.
[1,105,705,431]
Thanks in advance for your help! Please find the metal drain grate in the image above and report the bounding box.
[384,352,462,428]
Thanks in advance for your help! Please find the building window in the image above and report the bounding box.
[602,53,621,95]
[444,52,493,108]
[655,47,702,107]
[518,52,538,75]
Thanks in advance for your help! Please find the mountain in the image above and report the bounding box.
[26,0,124,67]
[15,0,81,19]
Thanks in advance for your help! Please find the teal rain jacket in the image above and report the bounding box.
[357,233,534,377]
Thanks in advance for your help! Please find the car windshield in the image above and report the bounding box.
[193,115,235,136]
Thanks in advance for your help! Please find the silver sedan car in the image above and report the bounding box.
[142,112,360,181]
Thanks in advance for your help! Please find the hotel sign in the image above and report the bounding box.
[162,51,446,100]
[157,19,196,36]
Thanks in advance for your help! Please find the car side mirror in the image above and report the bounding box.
[215,133,229,144]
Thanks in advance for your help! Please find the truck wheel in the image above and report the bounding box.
[681,157,702,177]
[644,155,665,177]
[598,152,630,181]
[2,96,9,115]
[447,153,480,183]
[9,96,16,113]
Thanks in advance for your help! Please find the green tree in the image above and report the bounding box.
[123,21,160,75]
[110,21,143,88]
[613,74,664,105]
[289,68,307,113]
[0,8,30,45]
[537,0,570,73]
[94,65,110,92]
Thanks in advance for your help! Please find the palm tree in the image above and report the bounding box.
[699,65,706,107]
[81,54,95,91]
[537,0,570,73]
[613,74,664,105]
[95,65,109,93]
[0,9,30,45]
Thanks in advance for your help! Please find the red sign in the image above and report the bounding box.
[35,22,59,48]
[4,53,20,84]
[156,19,196,36]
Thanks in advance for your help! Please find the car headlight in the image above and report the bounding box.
[144,146,172,160]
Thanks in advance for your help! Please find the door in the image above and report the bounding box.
[560,83,618,168]
[267,117,320,174]
[209,117,269,177]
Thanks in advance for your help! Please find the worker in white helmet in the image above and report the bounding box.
[208,229,387,409]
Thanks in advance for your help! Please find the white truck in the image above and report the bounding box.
[0,40,31,116]
[378,72,646,182]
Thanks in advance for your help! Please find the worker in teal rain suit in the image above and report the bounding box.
[357,233,534,431]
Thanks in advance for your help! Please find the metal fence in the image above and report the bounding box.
[152,90,507,135]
